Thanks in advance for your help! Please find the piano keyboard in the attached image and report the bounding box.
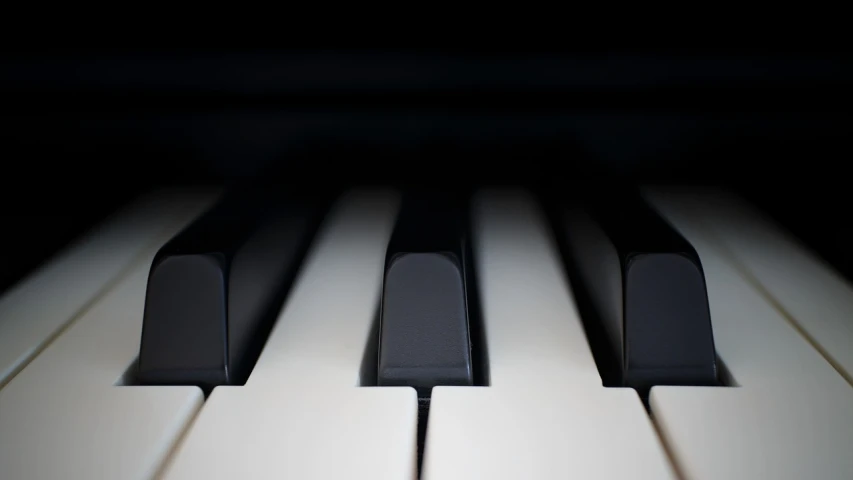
[0,187,851,480]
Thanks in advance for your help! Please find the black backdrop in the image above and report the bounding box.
[1,49,851,290]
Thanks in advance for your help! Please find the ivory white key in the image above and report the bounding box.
[644,188,853,480]
[655,188,853,384]
[0,190,214,389]
[161,190,419,480]
[421,190,677,480]
[0,192,217,480]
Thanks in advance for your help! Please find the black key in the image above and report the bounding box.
[137,189,325,391]
[377,192,476,394]
[551,188,718,392]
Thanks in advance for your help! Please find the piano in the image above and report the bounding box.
[0,50,851,479]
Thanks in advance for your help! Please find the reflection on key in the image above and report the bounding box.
[138,189,326,391]
[551,188,718,394]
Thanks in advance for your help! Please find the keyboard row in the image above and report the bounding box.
[0,187,851,479]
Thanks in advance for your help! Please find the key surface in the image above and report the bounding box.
[380,254,473,387]
[0,190,215,390]
[552,189,717,391]
[0,192,217,480]
[0,197,125,295]
[161,190,418,480]
[655,188,853,385]
[421,190,677,480]
[138,190,325,390]
[644,187,853,480]
[378,193,475,390]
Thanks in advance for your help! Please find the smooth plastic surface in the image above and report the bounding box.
[160,190,419,480]
[378,193,475,391]
[0,190,216,390]
[644,187,853,480]
[379,253,472,388]
[138,190,324,390]
[0,192,218,480]
[554,191,717,391]
[654,187,853,386]
[421,190,677,480]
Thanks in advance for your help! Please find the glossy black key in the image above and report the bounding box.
[137,189,325,391]
[552,188,718,392]
[377,192,476,394]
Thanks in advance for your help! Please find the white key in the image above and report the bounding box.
[658,188,853,385]
[0,192,217,480]
[421,190,677,480]
[644,188,853,480]
[0,190,214,389]
[161,190,419,480]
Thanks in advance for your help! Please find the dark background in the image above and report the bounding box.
[1,48,851,292]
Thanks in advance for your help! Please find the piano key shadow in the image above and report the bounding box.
[358,306,380,388]
[116,357,139,387]
[115,357,223,399]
